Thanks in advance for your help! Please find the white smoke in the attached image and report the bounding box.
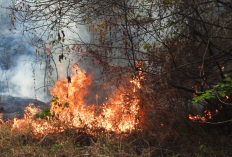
[0,1,92,103]
[0,54,48,102]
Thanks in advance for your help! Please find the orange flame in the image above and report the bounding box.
[189,109,218,123]
[11,64,143,137]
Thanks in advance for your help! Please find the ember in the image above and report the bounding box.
[189,109,219,123]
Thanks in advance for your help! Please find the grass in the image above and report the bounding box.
[0,117,231,157]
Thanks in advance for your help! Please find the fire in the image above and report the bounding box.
[189,114,206,122]
[0,113,3,124]
[10,64,143,137]
[189,109,218,123]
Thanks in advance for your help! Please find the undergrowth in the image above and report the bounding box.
[0,118,231,157]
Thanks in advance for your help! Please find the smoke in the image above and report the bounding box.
[0,1,49,102]
[7,55,48,101]
[0,41,49,101]
[0,1,94,103]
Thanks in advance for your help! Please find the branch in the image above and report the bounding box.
[167,80,197,94]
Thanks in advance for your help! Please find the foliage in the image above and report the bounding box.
[5,0,232,156]
[51,96,69,108]
[34,96,69,120]
[8,0,232,103]
[143,43,152,51]
[192,76,232,106]
[0,117,231,156]
[34,108,54,120]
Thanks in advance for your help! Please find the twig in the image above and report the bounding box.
[205,119,232,124]
[214,88,232,105]
[200,40,209,77]
[38,134,48,144]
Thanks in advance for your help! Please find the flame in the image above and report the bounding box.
[189,109,218,123]
[189,114,206,122]
[222,66,225,71]
[0,113,3,124]
[11,64,144,137]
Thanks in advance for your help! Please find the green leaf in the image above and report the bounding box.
[224,77,232,82]
[199,144,206,152]
[64,102,69,107]
[221,93,226,97]
[97,21,104,26]
[143,43,152,51]
[34,108,52,120]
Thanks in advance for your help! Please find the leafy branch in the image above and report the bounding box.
[34,96,69,120]
[192,76,232,106]
[51,96,69,108]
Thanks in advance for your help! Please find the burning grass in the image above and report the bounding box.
[0,64,231,156]
[0,122,153,156]
[9,64,144,138]
[0,114,231,156]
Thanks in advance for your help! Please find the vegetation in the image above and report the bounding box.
[193,76,232,106]
[34,108,54,120]
[0,118,232,156]
[0,0,231,156]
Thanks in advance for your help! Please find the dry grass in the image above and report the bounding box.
[0,117,231,157]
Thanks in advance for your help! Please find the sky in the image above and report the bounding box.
[0,1,91,102]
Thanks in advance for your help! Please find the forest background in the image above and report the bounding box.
[0,0,231,156]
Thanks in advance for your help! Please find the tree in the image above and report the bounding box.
[7,0,232,130]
